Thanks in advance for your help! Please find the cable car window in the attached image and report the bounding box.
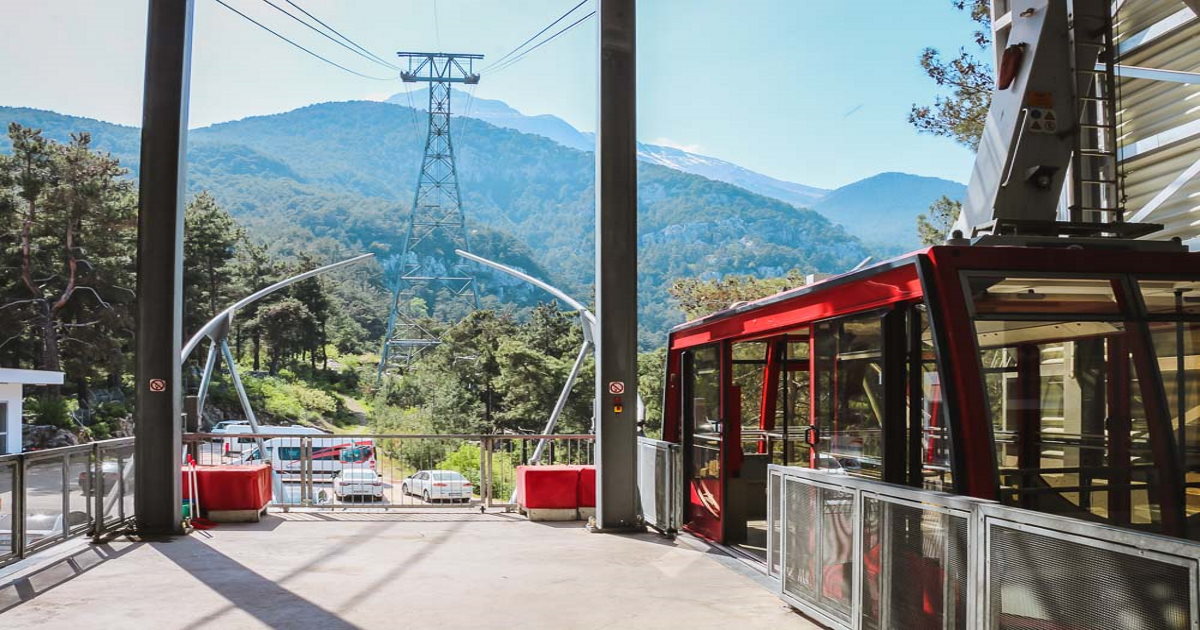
[1145,320,1200,532]
[813,313,885,480]
[913,307,952,491]
[972,317,1170,533]
[967,275,1121,316]
[1138,279,1200,316]
[732,342,767,453]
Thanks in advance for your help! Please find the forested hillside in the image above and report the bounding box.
[2,102,876,343]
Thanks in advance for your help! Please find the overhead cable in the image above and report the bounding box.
[214,0,394,80]
[482,0,589,72]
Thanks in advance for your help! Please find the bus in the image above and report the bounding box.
[220,425,326,456]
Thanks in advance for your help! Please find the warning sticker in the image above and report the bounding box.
[608,381,625,395]
[1026,91,1054,108]
[1027,107,1058,134]
[148,378,167,392]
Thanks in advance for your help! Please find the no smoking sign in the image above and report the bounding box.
[148,378,168,392]
[608,381,625,395]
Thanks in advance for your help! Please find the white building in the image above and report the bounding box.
[0,368,65,454]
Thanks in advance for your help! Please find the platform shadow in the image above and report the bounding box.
[0,538,145,614]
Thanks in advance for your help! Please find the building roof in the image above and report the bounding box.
[0,368,65,386]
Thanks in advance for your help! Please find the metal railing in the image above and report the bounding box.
[185,432,594,510]
[768,465,1200,630]
[637,437,681,535]
[0,437,135,569]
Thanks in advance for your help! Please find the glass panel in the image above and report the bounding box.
[1138,279,1200,316]
[732,341,766,445]
[973,316,1170,534]
[25,458,65,547]
[0,463,13,559]
[68,452,92,533]
[968,276,1120,316]
[686,346,722,539]
[814,314,885,479]
[1146,320,1200,538]
[915,307,953,491]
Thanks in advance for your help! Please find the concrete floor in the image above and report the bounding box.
[0,510,821,629]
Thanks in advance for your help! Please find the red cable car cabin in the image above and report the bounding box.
[663,245,1200,555]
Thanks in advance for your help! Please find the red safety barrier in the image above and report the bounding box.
[575,466,596,508]
[182,464,272,512]
[516,465,580,510]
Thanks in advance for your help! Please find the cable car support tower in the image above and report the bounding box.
[378,52,483,377]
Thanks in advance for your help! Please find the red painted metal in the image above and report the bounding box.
[665,245,1200,540]
[671,265,923,350]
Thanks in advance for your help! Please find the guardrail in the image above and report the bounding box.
[768,465,1200,630]
[0,437,135,569]
[184,432,594,510]
[636,437,681,535]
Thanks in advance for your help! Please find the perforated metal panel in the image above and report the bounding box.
[987,522,1194,630]
[860,497,969,630]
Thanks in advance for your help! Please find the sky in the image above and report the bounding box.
[0,0,984,190]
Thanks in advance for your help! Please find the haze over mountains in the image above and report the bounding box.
[1,96,961,341]
[389,88,965,250]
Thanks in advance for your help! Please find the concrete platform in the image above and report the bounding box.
[0,510,820,629]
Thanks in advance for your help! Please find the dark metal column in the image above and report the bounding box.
[594,0,639,530]
[134,0,194,535]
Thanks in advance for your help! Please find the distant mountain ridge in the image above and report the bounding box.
[386,89,963,248]
[1,102,876,343]
[386,89,830,207]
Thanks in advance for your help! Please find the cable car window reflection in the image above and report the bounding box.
[968,275,1121,316]
[968,274,1179,533]
[814,313,886,480]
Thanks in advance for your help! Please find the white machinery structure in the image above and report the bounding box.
[958,0,1200,246]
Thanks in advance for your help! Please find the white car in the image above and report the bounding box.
[401,470,474,503]
[333,468,384,501]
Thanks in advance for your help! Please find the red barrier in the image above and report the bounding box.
[575,466,596,508]
[183,464,272,512]
[516,465,580,509]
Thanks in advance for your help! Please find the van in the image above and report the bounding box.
[241,436,376,478]
[220,425,326,456]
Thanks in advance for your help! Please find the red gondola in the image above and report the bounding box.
[663,244,1200,553]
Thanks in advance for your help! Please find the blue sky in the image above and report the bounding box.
[0,1,984,189]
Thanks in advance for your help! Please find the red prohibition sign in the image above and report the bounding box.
[148,378,167,392]
[608,381,625,395]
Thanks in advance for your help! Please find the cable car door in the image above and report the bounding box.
[682,345,725,541]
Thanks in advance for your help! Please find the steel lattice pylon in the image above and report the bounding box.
[379,53,483,376]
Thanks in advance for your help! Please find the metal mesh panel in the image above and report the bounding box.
[819,486,855,619]
[769,472,782,578]
[860,497,968,630]
[636,441,659,528]
[783,477,821,603]
[987,523,1193,630]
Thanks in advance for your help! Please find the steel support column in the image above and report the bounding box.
[134,0,194,535]
[594,0,639,530]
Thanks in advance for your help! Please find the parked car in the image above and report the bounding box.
[401,470,473,503]
[78,461,122,495]
[333,468,385,501]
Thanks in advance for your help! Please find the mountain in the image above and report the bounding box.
[1,103,875,344]
[388,89,830,207]
[812,172,966,252]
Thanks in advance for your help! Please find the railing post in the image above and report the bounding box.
[483,437,494,509]
[92,443,104,542]
[14,456,25,560]
[60,455,70,540]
